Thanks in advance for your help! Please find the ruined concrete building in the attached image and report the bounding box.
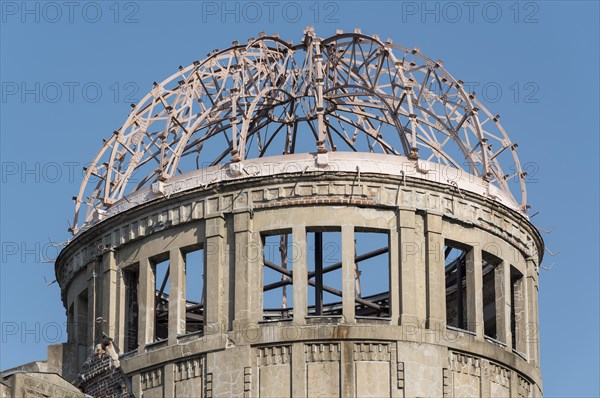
[2,28,543,397]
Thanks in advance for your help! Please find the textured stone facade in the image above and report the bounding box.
[54,158,543,397]
[0,361,84,398]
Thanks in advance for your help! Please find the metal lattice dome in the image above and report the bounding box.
[72,27,528,234]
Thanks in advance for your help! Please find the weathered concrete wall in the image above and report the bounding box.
[55,169,543,397]
[0,371,84,398]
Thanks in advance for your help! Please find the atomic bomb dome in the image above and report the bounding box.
[51,28,543,397]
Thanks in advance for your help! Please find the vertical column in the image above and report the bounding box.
[132,373,142,398]
[425,212,445,329]
[163,362,175,397]
[526,258,541,365]
[291,343,306,397]
[168,248,186,344]
[251,229,262,322]
[292,226,307,323]
[342,225,355,322]
[513,272,526,354]
[205,214,226,334]
[398,209,418,325]
[101,249,118,339]
[87,260,99,348]
[510,372,520,398]
[233,210,258,328]
[73,291,83,366]
[495,261,512,349]
[481,373,492,398]
[340,341,355,397]
[116,268,126,352]
[138,257,155,351]
[389,226,400,324]
[523,272,533,361]
[466,247,484,338]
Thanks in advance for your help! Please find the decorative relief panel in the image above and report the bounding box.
[449,352,481,397]
[205,373,213,398]
[518,375,532,398]
[174,356,204,382]
[353,342,391,362]
[243,367,251,398]
[305,343,340,362]
[306,343,341,398]
[443,367,452,397]
[353,343,392,397]
[449,352,481,377]
[140,367,163,390]
[257,345,291,366]
[174,357,205,398]
[258,345,291,397]
[141,367,164,397]
[449,351,516,398]
[396,361,405,390]
[486,361,511,397]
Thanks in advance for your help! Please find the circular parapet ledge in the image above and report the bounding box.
[78,152,526,234]
[56,162,542,300]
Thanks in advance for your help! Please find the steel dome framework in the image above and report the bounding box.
[72,27,527,234]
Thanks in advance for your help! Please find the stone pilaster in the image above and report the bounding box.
[466,246,484,338]
[425,212,445,329]
[138,257,155,350]
[232,210,257,328]
[169,248,186,344]
[341,225,355,323]
[292,226,307,324]
[205,214,226,334]
[398,209,418,325]
[496,261,512,349]
[389,224,400,324]
[101,250,118,339]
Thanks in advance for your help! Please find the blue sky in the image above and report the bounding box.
[1,1,598,396]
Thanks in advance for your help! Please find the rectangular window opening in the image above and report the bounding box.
[76,290,88,345]
[353,231,390,318]
[510,266,524,351]
[123,266,139,352]
[153,257,170,342]
[307,231,342,317]
[444,242,468,330]
[67,304,75,343]
[262,233,293,320]
[482,252,501,340]
[76,290,89,365]
[184,247,205,335]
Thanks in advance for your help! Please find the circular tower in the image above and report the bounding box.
[56,28,543,397]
